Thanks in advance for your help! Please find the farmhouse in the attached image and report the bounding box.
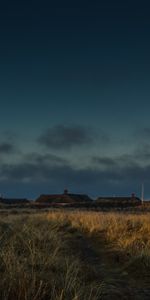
[95,193,141,207]
[36,189,92,205]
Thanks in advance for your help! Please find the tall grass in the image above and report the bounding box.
[1,211,150,299]
[0,214,104,300]
[47,211,150,274]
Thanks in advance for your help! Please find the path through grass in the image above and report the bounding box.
[1,211,150,299]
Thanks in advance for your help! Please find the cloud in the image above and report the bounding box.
[0,154,149,199]
[133,144,150,161]
[0,157,148,199]
[92,146,150,169]
[0,152,147,186]
[37,124,94,150]
[0,152,69,181]
[89,153,150,187]
[91,154,134,170]
[24,152,67,165]
[0,145,150,197]
[0,142,16,154]
[1,127,150,197]
[92,156,117,167]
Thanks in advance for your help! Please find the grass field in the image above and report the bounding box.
[0,210,150,299]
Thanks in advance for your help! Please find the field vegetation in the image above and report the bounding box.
[0,210,150,299]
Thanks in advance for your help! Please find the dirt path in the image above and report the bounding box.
[69,228,150,300]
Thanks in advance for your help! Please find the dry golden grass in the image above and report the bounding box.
[47,211,150,278]
[1,210,150,299]
[0,213,104,300]
[47,211,150,253]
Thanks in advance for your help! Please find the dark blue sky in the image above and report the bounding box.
[0,0,150,199]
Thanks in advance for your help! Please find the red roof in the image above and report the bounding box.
[36,193,92,204]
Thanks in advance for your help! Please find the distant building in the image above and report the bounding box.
[35,189,92,205]
[95,193,141,207]
[0,198,29,205]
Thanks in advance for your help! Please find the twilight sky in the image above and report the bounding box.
[0,0,150,199]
